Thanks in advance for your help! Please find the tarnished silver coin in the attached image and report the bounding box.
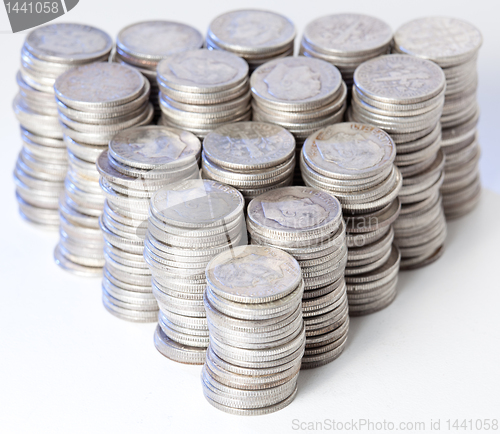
[117,21,203,66]
[251,57,342,111]
[207,10,295,55]
[203,122,295,170]
[108,125,201,170]
[205,245,302,304]
[354,54,446,105]
[302,13,392,56]
[24,23,112,64]
[303,122,396,179]
[157,49,248,94]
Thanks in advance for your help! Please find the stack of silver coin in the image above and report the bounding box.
[53,63,153,276]
[393,17,482,219]
[251,57,346,184]
[13,23,112,228]
[157,49,251,138]
[301,123,402,315]
[247,187,348,367]
[145,179,246,364]
[113,21,203,120]
[97,126,201,321]
[203,245,305,415]
[349,55,448,270]
[202,122,296,204]
[300,13,392,90]
[206,9,295,72]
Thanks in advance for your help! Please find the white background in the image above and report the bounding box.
[0,1,499,433]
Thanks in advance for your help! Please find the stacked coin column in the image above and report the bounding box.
[250,57,347,184]
[349,55,447,270]
[53,63,153,276]
[206,9,295,72]
[202,122,296,205]
[203,245,305,415]
[113,21,203,121]
[393,17,482,218]
[246,187,348,368]
[300,13,392,93]
[157,49,251,139]
[13,23,112,228]
[144,179,246,364]
[97,126,201,322]
[301,123,402,315]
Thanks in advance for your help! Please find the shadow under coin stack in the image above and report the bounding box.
[113,21,204,121]
[97,126,201,322]
[349,55,447,270]
[300,13,392,93]
[13,23,112,228]
[144,179,246,364]
[53,63,153,276]
[393,17,482,219]
[250,57,347,184]
[202,122,296,205]
[206,9,295,72]
[247,187,348,368]
[203,245,305,415]
[301,123,402,315]
[157,49,251,139]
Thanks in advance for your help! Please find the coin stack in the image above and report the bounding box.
[393,17,482,219]
[202,122,296,205]
[206,10,295,72]
[202,245,305,415]
[301,123,402,315]
[97,126,202,321]
[300,13,392,90]
[53,62,153,276]
[157,49,251,138]
[349,55,448,270]
[12,23,112,228]
[113,21,204,120]
[247,187,348,367]
[144,179,246,364]
[251,57,346,183]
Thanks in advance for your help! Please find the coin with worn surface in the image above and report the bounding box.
[354,54,446,104]
[24,23,113,63]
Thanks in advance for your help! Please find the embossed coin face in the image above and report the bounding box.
[206,245,302,302]
[203,122,295,170]
[251,57,342,109]
[208,10,295,54]
[117,21,203,61]
[354,54,446,104]
[151,179,244,227]
[24,23,113,63]
[394,17,482,66]
[303,13,392,55]
[109,126,201,169]
[303,122,396,177]
[247,186,342,234]
[55,63,145,106]
[157,49,248,93]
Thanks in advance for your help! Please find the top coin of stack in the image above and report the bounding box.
[202,122,296,204]
[393,17,482,218]
[203,245,305,415]
[300,13,392,89]
[13,23,112,228]
[349,54,448,270]
[157,49,251,138]
[206,9,295,72]
[301,123,402,315]
[113,21,204,120]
